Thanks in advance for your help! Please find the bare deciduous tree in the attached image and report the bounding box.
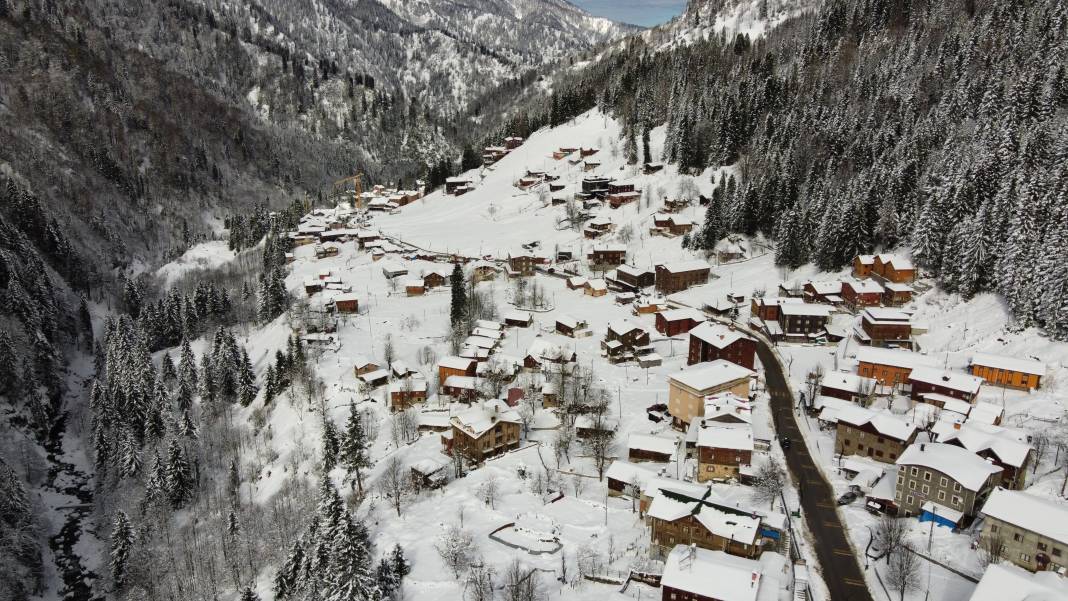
[436,524,476,578]
[465,561,495,601]
[875,515,909,559]
[978,532,1006,567]
[886,544,921,601]
[378,456,408,516]
[753,459,786,509]
[478,475,500,509]
[501,558,545,601]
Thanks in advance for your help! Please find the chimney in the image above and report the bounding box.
[953,422,961,430]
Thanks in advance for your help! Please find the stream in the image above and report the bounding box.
[43,410,102,601]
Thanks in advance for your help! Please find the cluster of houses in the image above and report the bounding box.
[357,184,424,213]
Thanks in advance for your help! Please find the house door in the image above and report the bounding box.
[868,448,874,457]
[1036,553,1051,570]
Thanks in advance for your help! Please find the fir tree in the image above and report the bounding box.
[164,439,194,508]
[110,511,134,589]
[339,405,372,493]
[449,263,466,326]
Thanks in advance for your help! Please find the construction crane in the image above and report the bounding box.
[332,171,364,208]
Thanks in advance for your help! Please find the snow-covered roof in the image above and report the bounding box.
[389,379,427,393]
[885,282,913,292]
[443,375,479,390]
[862,307,911,322]
[628,433,678,456]
[567,276,588,287]
[805,280,843,295]
[616,264,651,277]
[877,254,914,270]
[475,319,502,330]
[586,278,608,291]
[939,423,1032,468]
[359,369,389,383]
[845,279,885,294]
[778,303,833,317]
[969,402,1005,426]
[970,353,1045,376]
[980,488,1068,546]
[821,371,875,395]
[526,338,574,363]
[504,310,532,322]
[658,308,706,323]
[464,335,497,350]
[920,393,972,416]
[591,243,626,253]
[471,327,503,340]
[689,322,753,349]
[451,400,520,437]
[607,319,644,336]
[896,443,1003,491]
[836,405,917,442]
[669,360,755,393]
[661,546,784,601]
[854,347,938,370]
[697,424,754,452]
[658,259,710,274]
[605,460,661,488]
[908,367,984,395]
[969,562,1068,601]
[753,296,804,307]
[438,356,475,371]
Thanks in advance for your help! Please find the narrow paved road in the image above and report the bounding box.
[755,340,875,601]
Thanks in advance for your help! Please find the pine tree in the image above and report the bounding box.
[239,586,261,601]
[164,439,194,508]
[273,540,304,600]
[389,544,410,580]
[327,512,379,601]
[110,511,134,589]
[339,405,371,493]
[322,416,341,472]
[449,263,466,326]
[376,558,398,599]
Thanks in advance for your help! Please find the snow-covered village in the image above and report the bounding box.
[1,2,1066,601]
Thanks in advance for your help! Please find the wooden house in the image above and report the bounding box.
[853,255,876,278]
[555,315,588,338]
[405,279,425,296]
[504,310,533,328]
[566,276,588,291]
[390,379,428,410]
[587,244,627,267]
[607,190,640,208]
[643,162,664,174]
[655,308,706,337]
[776,303,833,341]
[334,293,359,314]
[857,308,912,348]
[613,264,655,290]
[304,279,324,295]
[423,270,448,289]
[627,434,678,463]
[883,282,914,306]
[842,279,885,308]
[834,406,918,464]
[908,368,983,403]
[445,177,472,195]
[803,280,844,305]
[507,253,540,277]
[602,320,650,361]
[687,322,757,370]
[446,400,521,463]
[583,279,608,297]
[504,136,523,149]
[855,347,938,387]
[469,260,499,283]
[654,260,711,294]
[353,356,380,377]
[437,356,476,391]
[749,297,802,322]
[873,254,916,283]
[969,354,1044,390]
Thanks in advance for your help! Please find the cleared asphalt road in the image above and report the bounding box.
[755,340,875,601]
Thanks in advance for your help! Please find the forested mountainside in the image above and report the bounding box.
[0,1,628,597]
[503,0,1068,338]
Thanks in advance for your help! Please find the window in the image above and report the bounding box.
[954,482,962,492]
[876,450,884,458]
[897,476,904,485]
[1053,548,1062,557]
[890,453,897,460]
[1038,543,1048,551]
[878,437,885,443]
[940,477,948,487]
[990,525,998,533]
[909,480,917,490]
[1020,554,1030,562]
[952,496,962,507]
[906,496,914,505]
[911,467,919,476]
[937,491,946,501]
[1014,533,1022,542]
[921,485,930,495]
[923,472,932,481]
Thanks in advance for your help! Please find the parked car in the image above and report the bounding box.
[780,436,791,451]
[837,490,859,506]
[647,403,668,413]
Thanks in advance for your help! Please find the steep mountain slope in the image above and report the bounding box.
[501,0,1068,338]
[0,0,629,597]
